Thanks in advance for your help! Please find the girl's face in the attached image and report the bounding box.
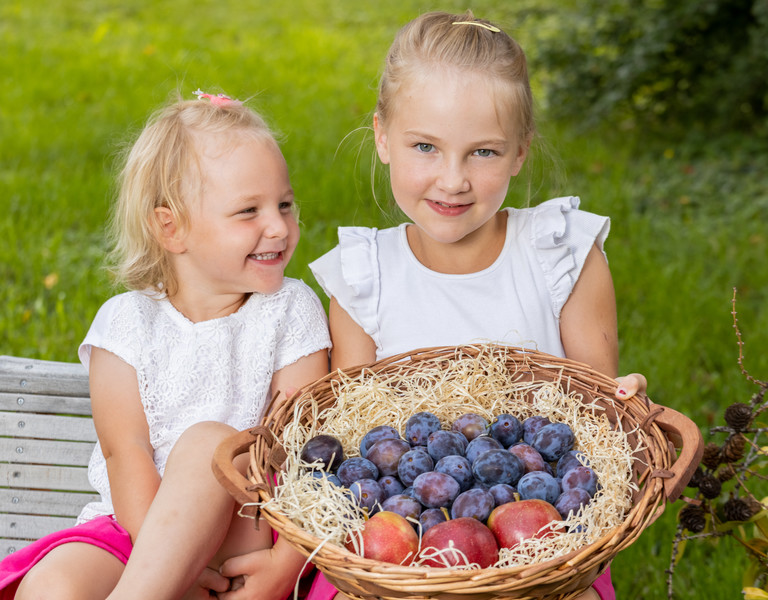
[173,134,299,299]
[374,68,527,253]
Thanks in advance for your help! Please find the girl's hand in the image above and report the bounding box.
[217,546,304,600]
[615,372,648,399]
[182,566,231,600]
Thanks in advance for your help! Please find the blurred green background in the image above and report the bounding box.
[2,1,767,597]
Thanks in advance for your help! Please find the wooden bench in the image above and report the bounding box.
[0,355,99,559]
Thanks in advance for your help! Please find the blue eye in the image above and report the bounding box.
[475,149,495,157]
[417,143,434,153]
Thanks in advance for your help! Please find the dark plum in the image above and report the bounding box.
[310,470,342,487]
[397,448,435,487]
[531,422,575,462]
[561,466,599,497]
[489,483,517,505]
[412,471,460,508]
[381,493,422,521]
[360,425,401,458]
[337,457,379,487]
[554,488,592,519]
[556,450,590,478]
[489,413,524,447]
[349,478,384,515]
[522,415,551,445]
[300,434,345,472]
[464,436,503,464]
[426,430,465,461]
[419,507,448,534]
[404,411,441,446]
[367,438,411,476]
[471,449,525,486]
[378,475,406,499]
[517,471,561,504]
[434,455,474,492]
[508,443,549,473]
[451,413,489,442]
[450,488,495,522]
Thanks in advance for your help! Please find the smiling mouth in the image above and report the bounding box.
[250,252,281,261]
[431,200,468,208]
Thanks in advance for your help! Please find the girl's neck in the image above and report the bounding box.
[166,288,250,323]
[405,211,507,274]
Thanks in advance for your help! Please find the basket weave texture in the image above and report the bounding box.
[214,344,703,600]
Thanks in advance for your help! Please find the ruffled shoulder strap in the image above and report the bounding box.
[531,196,611,317]
[309,226,381,341]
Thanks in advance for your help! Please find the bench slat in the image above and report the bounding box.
[0,438,95,467]
[0,356,88,397]
[1,463,94,492]
[1,513,78,544]
[1,537,32,557]
[0,411,97,442]
[0,392,92,416]
[0,488,100,517]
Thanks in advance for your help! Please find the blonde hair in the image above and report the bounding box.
[377,11,535,146]
[108,94,275,295]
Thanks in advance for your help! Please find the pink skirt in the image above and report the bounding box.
[304,565,615,600]
[0,515,132,599]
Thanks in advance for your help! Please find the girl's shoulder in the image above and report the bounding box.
[511,196,611,317]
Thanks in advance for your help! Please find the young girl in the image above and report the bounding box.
[0,91,331,599]
[309,11,646,600]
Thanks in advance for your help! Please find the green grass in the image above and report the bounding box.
[3,1,768,598]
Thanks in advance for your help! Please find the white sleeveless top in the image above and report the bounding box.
[76,278,331,523]
[309,197,609,360]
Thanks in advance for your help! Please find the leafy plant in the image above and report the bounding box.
[534,0,768,139]
[668,290,768,598]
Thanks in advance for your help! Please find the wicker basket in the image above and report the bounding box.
[213,345,703,600]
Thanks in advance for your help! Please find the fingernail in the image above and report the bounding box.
[617,388,627,397]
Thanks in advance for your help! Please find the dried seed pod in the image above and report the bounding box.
[722,433,746,463]
[679,504,706,533]
[687,466,704,489]
[724,402,752,432]
[723,496,757,522]
[701,442,722,470]
[698,474,722,500]
[717,463,736,483]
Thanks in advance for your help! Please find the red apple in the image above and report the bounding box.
[419,517,499,568]
[487,499,563,549]
[346,510,419,565]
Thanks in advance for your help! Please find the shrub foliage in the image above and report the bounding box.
[535,0,768,137]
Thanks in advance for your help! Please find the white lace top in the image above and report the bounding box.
[76,278,331,523]
[309,197,609,360]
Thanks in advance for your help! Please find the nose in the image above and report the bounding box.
[437,158,470,194]
[264,209,289,239]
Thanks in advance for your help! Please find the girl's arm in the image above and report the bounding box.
[219,349,329,600]
[559,244,619,378]
[560,244,647,398]
[328,297,377,371]
[270,348,330,404]
[89,347,159,541]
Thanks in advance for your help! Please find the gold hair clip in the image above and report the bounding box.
[452,21,501,33]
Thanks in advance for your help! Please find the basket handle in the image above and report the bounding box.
[212,426,274,507]
[645,403,704,502]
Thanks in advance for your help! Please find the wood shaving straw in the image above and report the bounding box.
[265,346,640,569]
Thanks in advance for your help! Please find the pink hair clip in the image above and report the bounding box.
[193,89,242,107]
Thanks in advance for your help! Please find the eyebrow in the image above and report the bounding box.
[402,130,508,147]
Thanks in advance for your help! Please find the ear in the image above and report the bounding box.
[154,207,186,254]
[510,135,531,176]
[373,112,390,165]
